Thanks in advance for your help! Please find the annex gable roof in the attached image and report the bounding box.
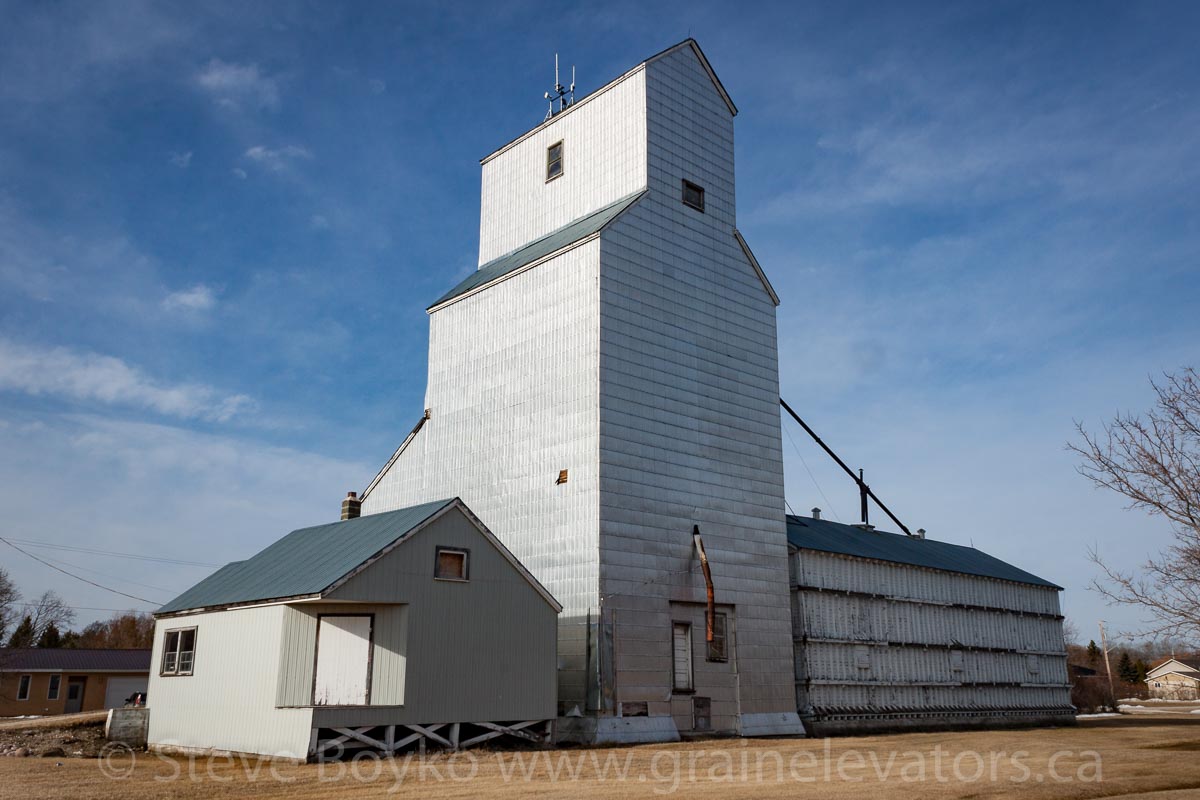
[786,514,1060,590]
[157,498,560,616]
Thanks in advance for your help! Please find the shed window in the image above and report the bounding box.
[47,674,61,700]
[16,675,31,701]
[706,613,728,662]
[672,622,693,692]
[682,179,705,212]
[435,547,469,581]
[546,141,564,181]
[161,627,197,676]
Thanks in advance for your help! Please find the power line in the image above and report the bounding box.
[17,602,155,613]
[0,536,161,605]
[30,550,177,595]
[784,423,842,522]
[4,538,222,568]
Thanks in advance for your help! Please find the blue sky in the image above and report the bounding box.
[1,1,1197,643]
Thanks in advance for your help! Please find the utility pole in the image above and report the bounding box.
[1099,621,1117,709]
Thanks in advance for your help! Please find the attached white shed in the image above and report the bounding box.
[787,514,1073,735]
[147,498,561,760]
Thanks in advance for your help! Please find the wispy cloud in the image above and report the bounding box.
[195,58,280,111]
[168,150,192,168]
[0,338,251,422]
[0,411,371,615]
[162,284,216,312]
[243,144,312,172]
[230,167,247,180]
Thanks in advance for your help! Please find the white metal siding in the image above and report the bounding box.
[478,69,647,263]
[147,605,313,759]
[595,44,797,726]
[361,241,600,708]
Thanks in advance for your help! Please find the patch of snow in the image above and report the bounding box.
[1076,713,1122,719]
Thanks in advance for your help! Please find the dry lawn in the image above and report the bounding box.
[0,711,108,731]
[3,714,1200,799]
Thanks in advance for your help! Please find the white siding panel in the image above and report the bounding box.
[361,241,601,707]
[478,70,647,263]
[147,606,313,759]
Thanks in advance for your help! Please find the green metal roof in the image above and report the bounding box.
[785,515,1061,590]
[157,499,456,614]
[429,190,645,309]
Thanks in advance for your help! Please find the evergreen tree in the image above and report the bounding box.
[6,615,35,647]
[1135,659,1150,684]
[1087,640,1100,665]
[36,622,62,648]
[1117,651,1139,683]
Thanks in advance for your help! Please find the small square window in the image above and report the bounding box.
[161,627,197,676]
[16,675,31,701]
[47,674,61,700]
[682,179,705,212]
[546,141,564,181]
[706,613,728,662]
[435,547,469,581]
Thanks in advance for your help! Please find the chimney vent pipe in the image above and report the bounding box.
[811,507,821,520]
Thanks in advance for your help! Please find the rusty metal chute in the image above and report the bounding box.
[692,525,715,643]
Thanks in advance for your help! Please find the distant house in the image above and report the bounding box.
[1146,657,1200,699]
[148,498,561,761]
[0,649,150,717]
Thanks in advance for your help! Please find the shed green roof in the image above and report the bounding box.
[429,190,645,309]
[786,515,1060,590]
[157,499,456,614]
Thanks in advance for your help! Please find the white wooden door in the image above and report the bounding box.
[314,615,372,705]
[672,623,693,691]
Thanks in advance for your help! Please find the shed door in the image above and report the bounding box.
[314,615,372,706]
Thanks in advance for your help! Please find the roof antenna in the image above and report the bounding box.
[544,53,576,121]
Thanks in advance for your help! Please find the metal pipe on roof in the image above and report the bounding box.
[780,397,913,537]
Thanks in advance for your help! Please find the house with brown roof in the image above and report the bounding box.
[1146,657,1200,700]
[0,649,151,717]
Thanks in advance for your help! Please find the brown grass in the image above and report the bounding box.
[3,715,1200,799]
[0,711,107,731]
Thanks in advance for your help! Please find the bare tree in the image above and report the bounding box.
[25,590,75,642]
[74,612,154,649]
[1070,367,1200,639]
[1063,618,1080,647]
[0,567,18,643]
